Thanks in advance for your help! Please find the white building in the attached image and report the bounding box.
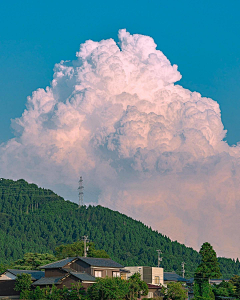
[123,266,164,286]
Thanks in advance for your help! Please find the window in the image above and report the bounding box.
[121,273,127,280]
[94,271,102,277]
[148,292,153,298]
[155,276,160,285]
[113,271,121,277]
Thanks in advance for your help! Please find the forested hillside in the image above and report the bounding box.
[0,178,239,278]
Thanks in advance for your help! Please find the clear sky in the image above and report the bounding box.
[1,0,240,145]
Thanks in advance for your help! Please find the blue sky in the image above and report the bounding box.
[0,0,240,145]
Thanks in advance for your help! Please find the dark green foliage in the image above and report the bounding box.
[66,282,87,300]
[16,283,86,300]
[12,252,57,270]
[197,243,222,280]
[55,241,109,259]
[14,273,32,292]
[194,280,215,300]
[194,243,221,300]
[165,282,187,300]
[87,277,130,300]
[212,280,236,298]
[127,272,148,299]
[87,273,148,299]
[0,178,239,279]
[229,275,240,299]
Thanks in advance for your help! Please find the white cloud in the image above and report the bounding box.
[1,29,240,258]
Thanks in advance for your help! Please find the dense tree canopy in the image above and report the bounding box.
[87,273,148,300]
[194,243,221,300]
[14,273,32,293]
[229,275,240,299]
[212,280,236,298]
[0,178,239,278]
[195,242,222,281]
[12,253,57,270]
[55,241,109,259]
[165,282,187,300]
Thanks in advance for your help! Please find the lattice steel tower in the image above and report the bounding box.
[78,176,84,207]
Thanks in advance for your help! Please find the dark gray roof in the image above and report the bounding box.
[78,257,123,268]
[62,267,75,273]
[40,258,76,269]
[187,277,194,284]
[32,276,65,286]
[164,272,187,282]
[70,272,96,282]
[7,269,44,280]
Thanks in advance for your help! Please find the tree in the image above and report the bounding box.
[87,276,130,300]
[87,273,148,300]
[164,282,187,300]
[12,252,57,270]
[55,241,109,259]
[229,275,240,299]
[212,280,236,298]
[127,272,148,299]
[194,242,221,300]
[67,282,86,299]
[14,273,32,299]
[197,243,221,280]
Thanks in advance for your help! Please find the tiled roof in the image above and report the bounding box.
[78,257,123,268]
[164,272,187,282]
[70,272,96,282]
[147,284,162,289]
[7,269,44,280]
[32,276,65,286]
[40,257,76,269]
[62,267,75,273]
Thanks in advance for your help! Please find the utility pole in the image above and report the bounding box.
[156,250,162,267]
[182,262,185,278]
[78,176,84,208]
[82,235,89,257]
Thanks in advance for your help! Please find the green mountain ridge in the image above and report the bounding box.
[0,178,239,278]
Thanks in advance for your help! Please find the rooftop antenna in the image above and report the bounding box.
[156,250,162,267]
[78,176,84,208]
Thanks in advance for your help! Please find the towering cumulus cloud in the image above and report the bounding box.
[1,30,239,257]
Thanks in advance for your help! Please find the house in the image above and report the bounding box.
[0,269,44,298]
[146,284,163,299]
[0,257,124,297]
[210,279,230,285]
[32,256,124,290]
[123,266,164,285]
[123,266,164,299]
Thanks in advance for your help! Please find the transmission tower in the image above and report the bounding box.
[78,176,84,208]
[156,250,162,267]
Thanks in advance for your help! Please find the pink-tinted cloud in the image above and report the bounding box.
[1,29,239,258]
